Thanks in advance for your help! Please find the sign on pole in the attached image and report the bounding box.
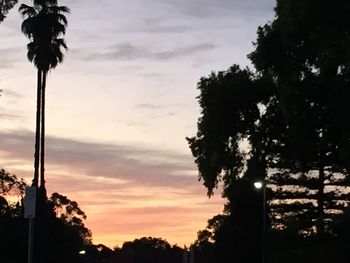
[24,186,36,219]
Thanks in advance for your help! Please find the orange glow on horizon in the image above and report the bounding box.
[1,149,224,249]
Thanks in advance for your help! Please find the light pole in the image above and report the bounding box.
[254,181,266,263]
[24,186,37,263]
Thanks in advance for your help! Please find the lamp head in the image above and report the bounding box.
[254,181,263,189]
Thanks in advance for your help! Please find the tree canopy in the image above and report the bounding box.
[111,237,184,263]
[0,169,91,263]
[188,0,350,261]
[0,0,17,22]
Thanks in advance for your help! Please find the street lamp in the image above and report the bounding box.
[254,181,266,263]
[254,181,263,189]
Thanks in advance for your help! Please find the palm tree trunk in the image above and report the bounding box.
[40,70,47,197]
[33,69,42,187]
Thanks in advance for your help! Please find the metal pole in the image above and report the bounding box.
[28,218,34,263]
[262,186,266,263]
[183,250,188,263]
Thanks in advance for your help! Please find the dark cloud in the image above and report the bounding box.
[83,42,215,62]
[0,130,197,189]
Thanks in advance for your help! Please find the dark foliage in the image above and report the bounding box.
[0,169,91,263]
[0,0,17,22]
[188,0,350,261]
[108,237,184,263]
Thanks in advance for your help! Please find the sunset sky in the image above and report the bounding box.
[0,0,275,248]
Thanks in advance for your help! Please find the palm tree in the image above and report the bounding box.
[20,0,69,195]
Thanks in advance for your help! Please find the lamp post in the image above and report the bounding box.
[79,250,87,263]
[254,181,266,263]
[24,186,37,263]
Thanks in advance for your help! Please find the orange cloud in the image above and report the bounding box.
[0,130,224,247]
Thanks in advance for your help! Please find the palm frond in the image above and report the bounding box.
[27,42,37,63]
[52,22,66,36]
[56,12,68,25]
[19,4,37,17]
[21,17,35,38]
[54,38,67,50]
[50,5,70,14]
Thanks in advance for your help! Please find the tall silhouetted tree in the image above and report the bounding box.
[188,0,350,261]
[249,0,350,235]
[19,4,69,262]
[187,66,269,262]
[19,0,69,195]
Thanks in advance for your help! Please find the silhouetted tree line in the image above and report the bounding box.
[0,169,92,263]
[108,237,184,263]
[1,169,188,263]
[64,237,186,263]
[188,0,350,262]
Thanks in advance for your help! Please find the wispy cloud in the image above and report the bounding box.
[81,42,215,62]
[0,47,24,69]
[0,107,23,121]
[124,17,189,34]
[156,0,275,18]
[0,112,22,120]
[1,89,24,99]
[0,130,196,188]
[138,72,167,79]
[135,103,162,110]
